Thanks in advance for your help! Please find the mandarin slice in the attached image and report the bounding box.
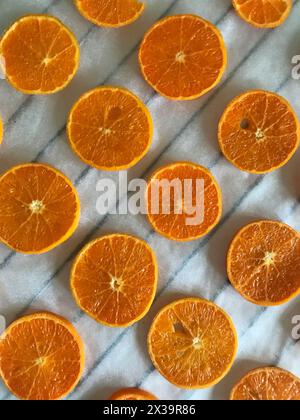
[67,86,153,170]
[233,0,293,28]
[71,234,158,327]
[139,14,227,100]
[0,163,80,254]
[0,15,80,94]
[146,162,222,242]
[148,298,238,389]
[231,367,300,400]
[109,388,158,400]
[218,90,300,173]
[227,220,300,306]
[0,312,85,400]
[75,0,145,27]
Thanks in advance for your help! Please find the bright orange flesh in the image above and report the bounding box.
[67,86,153,171]
[0,15,80,94]
[75,0,145,27]
[218,90,300,173]
[146,162,222,242]
[0,312,85,400]
[139,14,227,100]
[227,220,300,306]
[233,0,293,28]
[0,163,80,254]
[148,298,238,389]
[231,367,300,400]
[109,388,158,400]
[71,234,158,327]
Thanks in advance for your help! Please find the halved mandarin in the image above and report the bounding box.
[0,163,80,254]
[71,234,158,327]
[146,162,222,242]
[139,14,227,100]
[67,86,153,171]
[227,220,300,306]
[0,312,85,400]
[218,90,300,173]
[75,0,145,27]
[148,298,238,389]
[233,0,293,28]
[231,367,300,400]
[109,388,158,400]
[0,15,80,94]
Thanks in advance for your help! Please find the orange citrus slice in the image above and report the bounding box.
[67,86,153,171]
[0,163,80,254]
[75,0,145,27]
[148,298,238,389]
[139,14,227,100]
[109,388,158,400]
[0,312,85,400]
[71,234,158,327]
[146,162,222,242]
[218,90,300,173]
[0,15,80,94]
[227,220,300,306]
[231,367,300,400]
[233,0,293,28]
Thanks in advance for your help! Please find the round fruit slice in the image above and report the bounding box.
[75,0,145,27]
[218,90,300,173]
[230,367,300,400]
[227,220,300,306]
[0,163,80,254]
[0,312,85,400]
[109,388,158,400]
[146,162,222,242]
[233,0,292,28]
[148,298,238,389]
[0,15,80,94]
[67,86,153,170]
[139,14,227,100]
[71,234,158,327]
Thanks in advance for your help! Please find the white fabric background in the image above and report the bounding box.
[0,0,300,400]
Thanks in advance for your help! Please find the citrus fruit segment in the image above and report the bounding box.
[231,367,300,400]
[0,15,80,94]
[109,388,158,400]
[227,220,300,306]
[71,234,158,327]
[67,86,153,171]
[0,312,85,400]
[233,0,292,28]
[218,90,300,173]
[146,162,222,242]
[75,0,145,27]
[148,298,238,389]
[139,14,227,100]
[0,163,80,254]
